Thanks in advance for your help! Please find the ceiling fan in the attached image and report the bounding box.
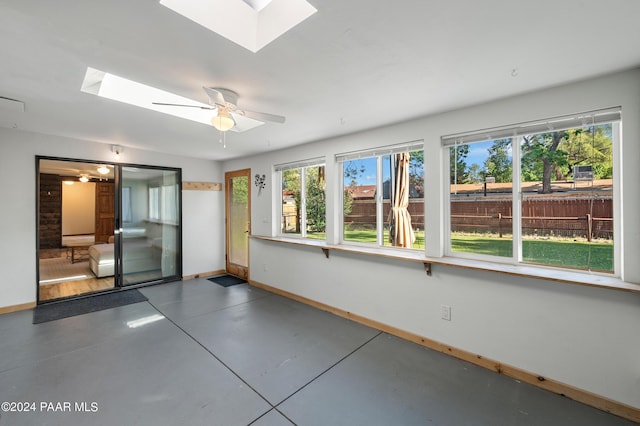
[152,87,285,141]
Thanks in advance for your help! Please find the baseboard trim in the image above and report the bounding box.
[249,279,640,423]
[182,269,225,281]
[0,301,37,315]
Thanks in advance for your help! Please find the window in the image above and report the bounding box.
[122,186,132,223]
[276,158,326,239]
[337,142,424,249]
[444,108,620,274]
[149,183,179,224]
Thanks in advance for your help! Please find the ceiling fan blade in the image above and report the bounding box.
[229,112,265,133]
[152,102,215,110]
[237,109,286,124]
[202,87,227,106]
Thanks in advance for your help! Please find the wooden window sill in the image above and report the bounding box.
[251,235,640,294]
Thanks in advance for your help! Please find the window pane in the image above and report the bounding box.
[122,187,132,223]
[450,139,513,258]
[383,151,424,249]
[282,169,301,235]
[409,151,425,249]
[149,187,159,221]
[229,175,249,267]
[382,155,392,247]
[305,165,326,239]
[520,125,614,272]
[344,158,377,244]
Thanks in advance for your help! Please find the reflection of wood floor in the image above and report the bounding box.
[39,277,115,301]
[39,250,114,301]
[38,250,166,301]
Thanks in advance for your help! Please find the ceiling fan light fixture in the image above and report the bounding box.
[97,165,110,175]
[211,109,235,132]
[79,175,90,183]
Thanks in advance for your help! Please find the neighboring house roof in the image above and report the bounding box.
[346,185,376,199]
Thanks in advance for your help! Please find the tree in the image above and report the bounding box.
[282,166,329,233]
[521,132,568,193]
[484,139,512,183]
[344,161,366,187]
[467,163,483,184]
[449,145,469,184]
[408,150,424,196]
[343,160,366,216]
[306,166,326,232]
[282,169,302,232]
[560,125,613,179]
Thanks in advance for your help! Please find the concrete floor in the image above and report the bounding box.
[0,279,634,425]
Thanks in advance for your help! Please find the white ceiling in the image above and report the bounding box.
[2,0,640,161]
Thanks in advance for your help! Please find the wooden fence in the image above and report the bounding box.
[344,197,613,240]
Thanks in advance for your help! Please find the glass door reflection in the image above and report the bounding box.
[119,166,181,285]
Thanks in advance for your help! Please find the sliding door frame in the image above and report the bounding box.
[36,156,183,304]
[116,163,183,287]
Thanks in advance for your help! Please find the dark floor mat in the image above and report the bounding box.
[33,289,148,324]
[207,274,247,287]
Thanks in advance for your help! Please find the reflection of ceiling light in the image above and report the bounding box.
[127,314,165,329]
[39,275,88,284]
[64,181,74,185]
[79,175,89,183]
[211,108,235,132]
[97,165,109,175]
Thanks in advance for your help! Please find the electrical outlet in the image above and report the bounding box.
[441,305,451,321]
[262,263,267,272]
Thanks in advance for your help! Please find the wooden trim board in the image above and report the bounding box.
[0,301,36,315]
[182,181,222,191]
[182,269,225,281]
[249,279,640,423]
[251,235,640,294]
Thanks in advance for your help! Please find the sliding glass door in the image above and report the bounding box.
[37,158,116,301]
[118,166,181,286]
[37,157,181,303]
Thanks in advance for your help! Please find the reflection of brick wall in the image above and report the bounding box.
[39,174,62,248]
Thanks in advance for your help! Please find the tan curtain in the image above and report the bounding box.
[388,152,415,247]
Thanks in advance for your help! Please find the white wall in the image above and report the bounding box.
[0,128,225,308]
[224,69,640,408]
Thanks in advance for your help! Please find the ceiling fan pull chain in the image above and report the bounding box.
[219,129,227,149]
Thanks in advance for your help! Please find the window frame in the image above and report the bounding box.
[442,108,621,276]
[148,182,179,224]
[337,141,424,250]
[275,158,326,239]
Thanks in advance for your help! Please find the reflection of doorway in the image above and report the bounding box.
[225,169,250,279]
[119,166,182,286]
[37,158,183,303]
[38,159,116,301]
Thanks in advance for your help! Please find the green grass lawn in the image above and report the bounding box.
[307,229,426,249]
[451,234,613,272]
[344,229,425,249]
[306,228,612,272]
[340,229,613,272]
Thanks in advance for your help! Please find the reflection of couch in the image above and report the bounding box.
[89,237,161,278]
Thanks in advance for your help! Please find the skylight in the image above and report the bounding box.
[159,0,317,53]
[80,67,213,126]
[242,0,273,11]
